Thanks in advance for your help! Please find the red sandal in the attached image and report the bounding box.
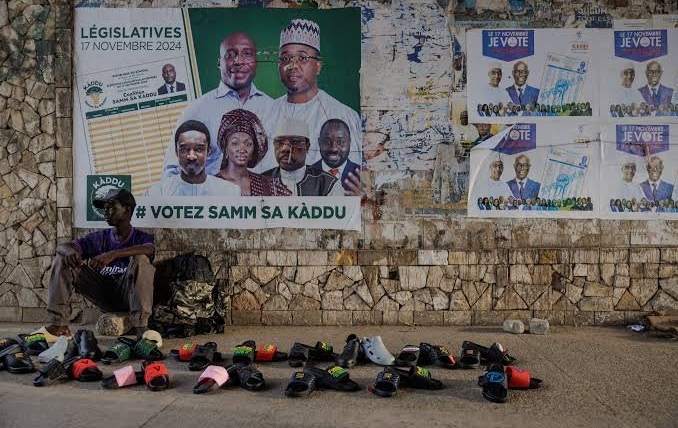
[143,361,170,391]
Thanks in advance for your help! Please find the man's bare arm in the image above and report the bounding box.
[90,244,155,271]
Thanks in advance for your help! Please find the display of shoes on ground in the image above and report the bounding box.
[0,329,545,401]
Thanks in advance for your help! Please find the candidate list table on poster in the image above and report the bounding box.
[84,95,187,194]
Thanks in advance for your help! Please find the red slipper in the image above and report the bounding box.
[506,366,542,389]
[175,343,197,362]
[70,358,103,382]
[144,361,170,391]
[255,343,288,362]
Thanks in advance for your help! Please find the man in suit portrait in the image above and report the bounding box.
[158,64,186,95]
[311,119,361,194]
[507,153,540,200]
[506,61,539,107]
[638,61,673,107]
[640,155,674,202]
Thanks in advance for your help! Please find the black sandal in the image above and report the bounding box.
[478,363,508,403]
[237,365,266,391]
[33,358,69,387]
[370,370,400,398]
[335,334,362,368]
[385,366,443,390]
[1,344,36,374]
[304,365,361,392]
[394,344,420,367]
[232,340,256,366]
[188,342,219,371]
[418,343,457,369]
[285,371,317,397]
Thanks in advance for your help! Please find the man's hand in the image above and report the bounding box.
[90,252,117,271]
[63,250,83,269]
[343,168,363,198]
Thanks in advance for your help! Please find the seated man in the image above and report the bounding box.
[45,188,156,339]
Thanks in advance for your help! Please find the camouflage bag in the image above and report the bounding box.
[150,252,225,337]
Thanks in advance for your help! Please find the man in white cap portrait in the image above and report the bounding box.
[262,117,344,196]
[485,157,509,197]
[483,61,509,106]
[163,31,275,177]
[612,62,643,110]
[271,18,362,174]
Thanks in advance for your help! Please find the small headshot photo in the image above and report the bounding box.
[158,63,186,95]
[638,61,673,107]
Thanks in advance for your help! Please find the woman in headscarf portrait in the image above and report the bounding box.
[216,109,291,196]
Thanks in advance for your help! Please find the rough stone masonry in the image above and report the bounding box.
[0,0,676,326]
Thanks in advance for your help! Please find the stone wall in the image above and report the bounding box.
[1,0,677,326]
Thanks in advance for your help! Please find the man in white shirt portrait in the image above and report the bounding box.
[485,158,509,198]
[483,61,509,106]
[147,120,240,196]
[614,161,644,201]
[612,62,643,109]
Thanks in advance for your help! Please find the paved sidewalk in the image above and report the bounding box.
[0,323,676,428]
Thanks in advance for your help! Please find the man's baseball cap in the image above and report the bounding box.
[93,188,136,209]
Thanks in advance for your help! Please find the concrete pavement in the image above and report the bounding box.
[0,323,676,428]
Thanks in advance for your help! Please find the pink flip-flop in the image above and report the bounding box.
[193,365,230,394]
[101,365,143,389]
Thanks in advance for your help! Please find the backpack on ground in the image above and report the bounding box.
[150,252,225,337]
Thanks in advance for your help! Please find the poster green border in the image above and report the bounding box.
[187,8,361,113]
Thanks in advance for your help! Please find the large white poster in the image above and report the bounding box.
[468,123,600,217]
[73,8,363,230]
[466,29,604,123]
[600,123,678,218]
[602,29,678,119]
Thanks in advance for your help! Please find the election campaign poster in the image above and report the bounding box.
[602,29,678,119]
[73,7,362,229]
[467,122,600,217]
[466,29,604,123]
[600,123,678,218]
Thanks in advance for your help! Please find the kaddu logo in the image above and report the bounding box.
[482,30,534,61]
[616,125,669,156]
[86,175,131,221]
[614,30,667,61]
[83,80,107,109]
